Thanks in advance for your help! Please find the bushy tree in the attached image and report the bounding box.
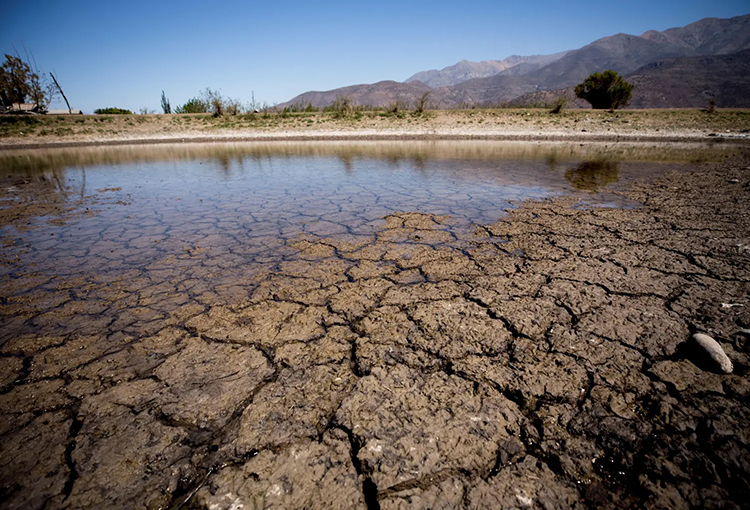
[0,54,50,111]
[575,70,634,110]
[94,107,132,114]
[174,97,208,114]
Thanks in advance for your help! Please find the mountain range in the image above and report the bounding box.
[281,13,750,109]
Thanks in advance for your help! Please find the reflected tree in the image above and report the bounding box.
[216,153,232,177]
[338,154,354,174]
[411,154,427,172]
[564,160,619,191]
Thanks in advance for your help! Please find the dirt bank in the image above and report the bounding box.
[1,109,750,150]
[0,148,749,509]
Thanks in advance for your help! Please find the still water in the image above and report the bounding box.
[0,140,733,340]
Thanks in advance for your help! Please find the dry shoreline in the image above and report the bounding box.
[1,108,750,150]
[0,128,749,509]
[1,129,749,151]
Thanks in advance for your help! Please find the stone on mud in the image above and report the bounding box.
[691,333,733,374]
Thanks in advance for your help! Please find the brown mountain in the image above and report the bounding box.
[510,50,750,109]
[626,49,750,108]
[280,80,437,110]
[280,13,750,110]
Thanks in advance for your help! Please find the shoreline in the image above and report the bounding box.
[1,130,749,150]
[2,108,749,150]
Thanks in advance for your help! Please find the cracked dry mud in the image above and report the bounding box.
[1,148,749,510]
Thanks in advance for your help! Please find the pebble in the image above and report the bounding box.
[691,333,733,374]
[721,303,744,309]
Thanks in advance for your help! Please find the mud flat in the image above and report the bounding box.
[0,142,749,509]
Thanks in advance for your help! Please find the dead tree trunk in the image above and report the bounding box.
[50,72,72,114]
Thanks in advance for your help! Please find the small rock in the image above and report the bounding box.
[738,329,750,337]
[729,179,740,183]
[721,303,744,309]
[691,333,733,374]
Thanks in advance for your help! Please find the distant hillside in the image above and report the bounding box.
[626,49,750,108]
[640,14,750,55]
[280,13,750,110]
[280,80,437,110]
[404,52,569,88]
[510,50,750,109]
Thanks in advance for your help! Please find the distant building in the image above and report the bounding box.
[6,103,40,112]
[47,109,83,115]
[3,104,82,114]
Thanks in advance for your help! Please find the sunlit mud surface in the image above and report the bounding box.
[0,141,748,509]
[0,141,700,342]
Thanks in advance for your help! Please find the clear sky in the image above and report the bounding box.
[3,1,748,113]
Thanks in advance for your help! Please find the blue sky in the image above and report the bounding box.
[3,1,748,113]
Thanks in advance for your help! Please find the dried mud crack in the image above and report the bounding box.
[1,151,750,509]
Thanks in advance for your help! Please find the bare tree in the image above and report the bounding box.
[50,72,72,113]
[414,91,432,114]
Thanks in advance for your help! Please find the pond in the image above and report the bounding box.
[0,140,735,341]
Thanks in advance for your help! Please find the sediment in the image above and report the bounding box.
[0,147,748,509]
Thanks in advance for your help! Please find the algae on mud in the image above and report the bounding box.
[0,141,749,509]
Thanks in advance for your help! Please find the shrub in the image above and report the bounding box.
[94,107,132,114]
[574,70,633,110]
[329,95,353,118]
[175,88,245,116]
[224,97,244,115]
[211,97,224,117]
[283,101,319,113]
[707,98,716,114]
[386,99,409,114]
[413,92,432,114]
[174,98,208,114]
[549,97,568,114]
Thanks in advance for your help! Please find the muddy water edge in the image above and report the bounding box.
[0,141,749,509]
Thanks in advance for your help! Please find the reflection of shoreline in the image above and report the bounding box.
[0,139,734,175]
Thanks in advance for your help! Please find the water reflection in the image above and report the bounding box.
[0,140,734,177]
[565,161,620,191]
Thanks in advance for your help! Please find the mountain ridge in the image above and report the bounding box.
[279,13,750,110]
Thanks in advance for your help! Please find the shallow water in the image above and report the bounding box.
[0,140,734,340]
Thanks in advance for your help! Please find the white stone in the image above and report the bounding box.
[692,333,733,374]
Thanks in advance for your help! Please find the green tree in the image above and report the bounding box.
[174,97,208,114]
[575,70,634,110]
[0,54,49,111]
[94,107,132,114]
